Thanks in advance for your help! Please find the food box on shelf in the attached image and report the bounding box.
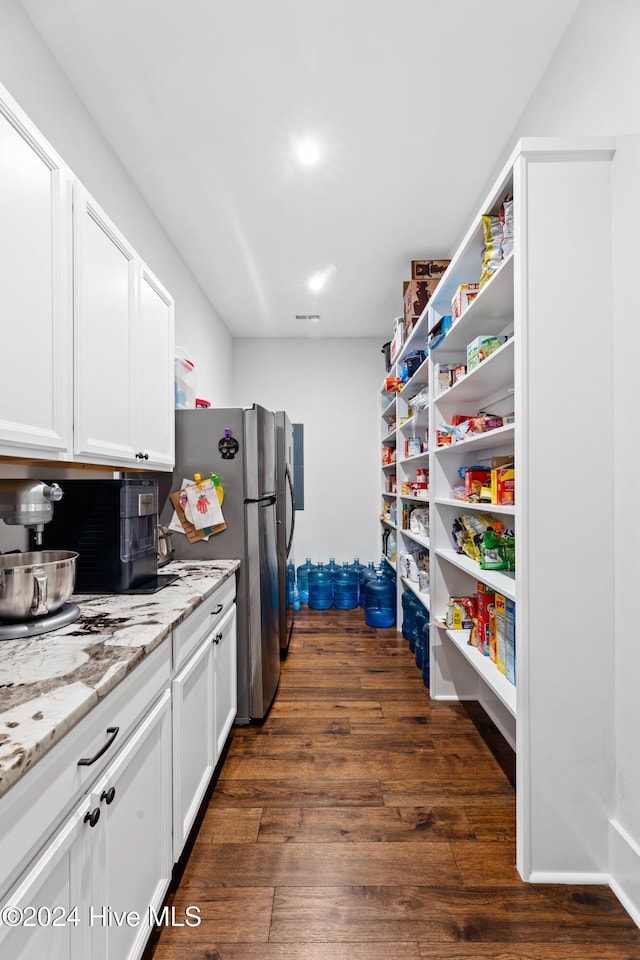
[505,597,516,685]
[476,581,496,657]
[451,283,479,321]
[465,468,491,502]
[494,593,507,675]
[404,277,442,327]
[390,322,405,363]
[466,335,503,372]
[411,259,451,279]
[491,456,515,505]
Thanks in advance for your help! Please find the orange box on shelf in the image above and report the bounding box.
[451,283,479,321]
[491,458,515,505]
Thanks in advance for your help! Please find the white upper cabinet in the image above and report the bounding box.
[73,184,138,465]
[0,81,175,471]
[0,90,73,458]
[73,185,175,470]
[135,266,175,469]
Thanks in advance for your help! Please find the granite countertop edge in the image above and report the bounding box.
[0,559,240,799]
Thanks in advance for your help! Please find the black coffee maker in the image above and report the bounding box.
[42,478,177,593]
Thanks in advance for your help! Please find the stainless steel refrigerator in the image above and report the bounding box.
[276,411,296,658]
[161,405,280,723]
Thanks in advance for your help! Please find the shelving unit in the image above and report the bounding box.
[378,137,616,887]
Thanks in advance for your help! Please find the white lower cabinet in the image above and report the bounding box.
[172,602,237,860]
[90,689,172,960]
[0,691,171,960]
[0,578,237,960]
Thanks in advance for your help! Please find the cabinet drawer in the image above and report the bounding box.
[0,640,171,898]
[172,576,236,672]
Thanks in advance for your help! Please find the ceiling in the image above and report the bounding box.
[20,0,581,339]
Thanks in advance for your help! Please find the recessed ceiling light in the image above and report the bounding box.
[308,272,325,293]
[295,138,321,166]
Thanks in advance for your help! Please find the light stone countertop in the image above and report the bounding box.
[0,559,240,798]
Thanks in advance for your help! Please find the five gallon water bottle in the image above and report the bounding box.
[308,561,333,610]
[421,620,430,688]
[360,561,378,609]
[412,605,428,654]
[334,562,359,610]
[364,572,396,628]
[349,558,366,603]
[402,590,418,642]
[286,560,295,605]
[296,557,316,604]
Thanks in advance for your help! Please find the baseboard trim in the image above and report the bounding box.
[527,870,610,885]
[609,818,640,928]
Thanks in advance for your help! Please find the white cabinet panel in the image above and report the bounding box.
[214,604,238,757]
[73,185,137,464]
[91,689,172,960]
[135,267,175,468]
[0,93,72,457]
[172,634,215,861]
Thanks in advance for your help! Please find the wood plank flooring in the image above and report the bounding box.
[144,606,640,960]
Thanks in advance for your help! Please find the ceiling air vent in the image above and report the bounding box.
[295,314,321,321]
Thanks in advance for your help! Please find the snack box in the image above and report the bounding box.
[505,597,516,685]
[390,323,405,362]
[494,593,507,675]
[411,259,451,279]
[466,335,503,371]
[491,466,515,505]
[404,277,442,326]
[476,581,495,656]
[445,596,474,630]
[465,468,491,501]
[451,283,479,321]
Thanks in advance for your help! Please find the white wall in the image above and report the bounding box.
[500,0,640,921]
[232,338,384,566]
[0,0,233,408]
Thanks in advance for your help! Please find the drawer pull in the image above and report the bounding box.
[100,786,116,805]
[84,807,100,828]
[211,604,224,615]
[78,726,119,766]
[213,632,223,645]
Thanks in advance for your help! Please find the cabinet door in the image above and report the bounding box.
[0,90,72,457]
[73,183,137,464]
[214,604,238,757]
[0,800,92,960]
[90,690,172,960]
[172,634,215,861]
[134,265,175,468]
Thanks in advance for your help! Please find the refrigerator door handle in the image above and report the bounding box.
[285,464,296,558]
[244,494,277,506]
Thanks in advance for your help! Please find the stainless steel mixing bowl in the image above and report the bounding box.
[0,550,79,620]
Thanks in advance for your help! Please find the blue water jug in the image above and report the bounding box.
[402,590,418,642]
[365,573,396,628]
[296,557,316,604]
[359,562,378,608]
[286,560,295,605]
[415,627,424,669]
[327,557,338,600]
[334,562,359,610]
[308,561,333,610]
[421,621,430,688]
[412,606,428,654]
[349,558,366,602]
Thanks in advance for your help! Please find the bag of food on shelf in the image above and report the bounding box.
[480,214,503,289]
[410,507,429,537]
[501,199,514,258]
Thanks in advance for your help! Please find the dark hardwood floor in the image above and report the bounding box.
[144,606,640,959]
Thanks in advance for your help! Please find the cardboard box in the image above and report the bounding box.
[491,466,515,505]
[505,597,516,685]
[466,335,503,372]
[465,468,491,501]
[494,593,507,675]
[452,283,479,320]
[476,582,495,657]
[404,278,441,325]
[390,323,405,363]
[411,259,451,279]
